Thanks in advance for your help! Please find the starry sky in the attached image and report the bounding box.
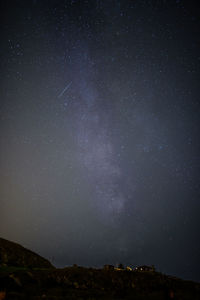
[0,0,200,281]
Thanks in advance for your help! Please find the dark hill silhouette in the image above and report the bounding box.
[0,237,199,299]
[0,237,53,269]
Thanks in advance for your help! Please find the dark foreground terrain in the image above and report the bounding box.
[0,238,200,300]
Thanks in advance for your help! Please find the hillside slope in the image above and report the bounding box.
[0,237,53,269]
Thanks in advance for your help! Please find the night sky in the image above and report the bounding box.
[0,0,200,281]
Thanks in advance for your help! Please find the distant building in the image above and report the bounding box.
[135,265,155,272]
[114,264,125,271]
[103,264,133,272]
[103,264,114,271]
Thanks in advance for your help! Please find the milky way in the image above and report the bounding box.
[63,46,125,221]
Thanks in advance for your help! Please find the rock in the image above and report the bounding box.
[0,291,6,300]
[73,281,79,288]
[9,274,22,286]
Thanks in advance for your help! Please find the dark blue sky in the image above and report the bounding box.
[0,0,199,281]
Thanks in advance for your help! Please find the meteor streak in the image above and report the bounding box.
[58,81,72,98]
